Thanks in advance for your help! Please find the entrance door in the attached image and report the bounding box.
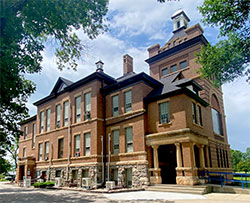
[158,144,177,184]
[19,165,25,180]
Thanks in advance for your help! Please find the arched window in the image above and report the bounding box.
[211,94,223,135]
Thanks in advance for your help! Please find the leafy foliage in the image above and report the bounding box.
[33,181,55,188]
[0,0,108,148]
[197,0,250,86]
[231,148,250,172]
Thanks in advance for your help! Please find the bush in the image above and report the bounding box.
[33,181,55,188]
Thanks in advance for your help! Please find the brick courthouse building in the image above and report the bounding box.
[17,11,232,187]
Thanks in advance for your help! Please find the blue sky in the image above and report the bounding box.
[25,0,250,152]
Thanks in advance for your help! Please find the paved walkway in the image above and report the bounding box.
[0,182,249,202]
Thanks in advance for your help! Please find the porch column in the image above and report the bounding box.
[175,143,182,167]
[200,145,205,168]
[205,145,210,168]
[151,145,162,184]
[152,145,159,169]
[192,143,196,168]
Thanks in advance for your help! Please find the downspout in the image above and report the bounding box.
[66,101,71,181]
[101,79,107,187]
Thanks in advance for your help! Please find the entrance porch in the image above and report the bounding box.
[146,128,209,186]
[16,156,36,182]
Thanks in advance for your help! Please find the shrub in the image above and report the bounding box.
[33,181,55,188]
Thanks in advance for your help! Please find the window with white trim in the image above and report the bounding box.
[124,90,132,113]
[46,109,51,131]
[192,102,197,124]
[180,60,187,69]
[32,123,36,148]
[159,102,170,124]
[125,127,133,153]
[24,126,28,139]
[58,138,64,158]
[112,130,119,154]
[212,108,223,135]
[197,105,202,126]
[75,96,81,122]
[84,132,91,156]
[84,92,91,120]
[40,111,44,133]
[161,68,168,77]
[74,135,80,155]
[23,148,26,158]
[112,95,119,116]
[45,141,49,160]
[170,64,177,73]
[56,104,61,128]
[63,101,69,126]
[38,143,43,161]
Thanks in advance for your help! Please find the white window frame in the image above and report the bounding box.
[56,104,61,128]
[112,130,120,154]
[84,132,91,156]
[124,90,132,113]
[75,96,81,123]
[125,127,133,153]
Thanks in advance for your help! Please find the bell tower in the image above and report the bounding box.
[171,9,190,32]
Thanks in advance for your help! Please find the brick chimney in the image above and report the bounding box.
[123,54,133,75]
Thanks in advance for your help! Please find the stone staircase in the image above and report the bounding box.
[146,184,209,195]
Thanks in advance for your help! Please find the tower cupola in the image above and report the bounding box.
[171,9,190,32]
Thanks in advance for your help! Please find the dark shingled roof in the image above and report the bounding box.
[116,72,137,82]
[145,72,205,105]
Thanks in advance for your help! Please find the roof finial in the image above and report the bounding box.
[95,60,104,72]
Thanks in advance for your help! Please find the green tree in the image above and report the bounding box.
[231,149,243,172]
[0,0,108,147]
[0,157,11,175]
[197,0,250,86]
[236,160,250,172]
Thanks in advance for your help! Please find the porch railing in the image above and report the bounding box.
[201,171,250,189]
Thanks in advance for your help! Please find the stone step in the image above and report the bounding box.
[146,184,208,195]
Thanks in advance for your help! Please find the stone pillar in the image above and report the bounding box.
[205,145,210,168]
[192,143,196,168]
[152,145,159,169]
[200,145,205,169]
[175,143,182,168]
[151,145,161,184]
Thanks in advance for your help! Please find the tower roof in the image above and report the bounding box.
[171,9,190,22]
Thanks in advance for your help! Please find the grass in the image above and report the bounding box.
[233,173,250,188]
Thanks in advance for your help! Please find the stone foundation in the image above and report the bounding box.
[176,176,200,185]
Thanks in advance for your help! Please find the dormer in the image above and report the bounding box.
[171,9,190,32]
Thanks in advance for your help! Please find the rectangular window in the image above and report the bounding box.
[170,64,177,73]
[84,133,91,156]
[58,138,64,159]
[216,147,220,168]
[125,127,133,153]
[180,60,187,69]
[45,141,49,160]
[126,168,132,187]
[40,111,44,133]
[82,169,89,178]
[63,101,69,126]
[74,135,80,156]
[112,130,120,154]
[212,108,223,135]
[72,170,78,181]
[24,126,28,139]
[46,109,51,131]
[112,95,119,116]
[161,68,168,77]
[159,102,170,124]
[208,146,212,167]
[56,104,61,128]
[32,124,36,148]
[124,90,132,113]
[112,169,118,185]
[75,96,81,123]
[23,148,26,158]
[56,170,61,177]
[84,92,91,120]
[220,149,224,168]
[197,105,202,126]
[192,102,197,124]
[39,143,43,161]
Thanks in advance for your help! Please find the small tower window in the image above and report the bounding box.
[177,21,180,29]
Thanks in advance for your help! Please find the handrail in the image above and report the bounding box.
[202,171,250,189]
